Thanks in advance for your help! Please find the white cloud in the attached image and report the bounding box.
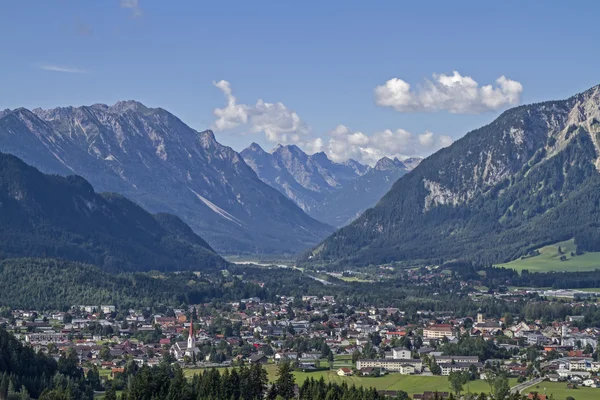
[212,80,453,165]
[374,71,523,113]
[314,125,452,165]
[212,80,309,145]
[39,65,88,74]
[120,0,142,17]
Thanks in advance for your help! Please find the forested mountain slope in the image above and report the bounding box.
[0,152,226,272]
[304,85,600,267]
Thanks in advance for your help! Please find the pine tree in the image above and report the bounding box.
[0,374,8,400]
[104,385,117,400]
[275,362,296,399]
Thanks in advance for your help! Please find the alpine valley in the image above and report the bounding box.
[304,84,600,268]
[0,102,332,255]
[241,143,420,227]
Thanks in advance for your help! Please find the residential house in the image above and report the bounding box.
[337,367,353,376]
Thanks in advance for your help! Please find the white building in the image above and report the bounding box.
[356,359,422,373]
[392,347,411,360]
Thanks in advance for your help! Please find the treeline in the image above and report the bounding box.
[297,377,394,400]
[450,261,600,290]
[116,361,397,400]
[575,226,600,252]
[0,258,267,310]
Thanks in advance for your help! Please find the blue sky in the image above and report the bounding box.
[1,1,600,165]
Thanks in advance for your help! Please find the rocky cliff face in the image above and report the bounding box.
[303,85,600,267]
[0,101,332,254]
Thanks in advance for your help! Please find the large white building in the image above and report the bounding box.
[25,332,69,344]
[356,358,422,373]
[423,324,454,339]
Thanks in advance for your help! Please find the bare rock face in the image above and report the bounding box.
[0,102,332,254]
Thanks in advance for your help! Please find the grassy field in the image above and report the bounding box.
[577,288,600,292]
[499,240,600,272]
[523,381,600,400]
[183,365,515,396]
[338,276,374,283]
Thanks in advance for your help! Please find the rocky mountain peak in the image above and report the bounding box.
[401,157,423,170]
[108,100,156,115]
[247,142,266,153]
[374,156,405,171]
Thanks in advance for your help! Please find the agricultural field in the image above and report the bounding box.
[499,240,600,273]
[522,381,600,400]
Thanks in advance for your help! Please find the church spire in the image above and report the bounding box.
[187,315,195,351]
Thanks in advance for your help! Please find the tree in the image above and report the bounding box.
[104,385,117,400]
[584,343,594,355]
[448,371,466,396]
[492,374,510,400]
[87,366,101,390]
[351,350,361,364]
[394,390,409,400]
[485,370,510,400]
[328,352,334,370]
[430,358,442,375]
[100,346,112,361]
[274,362,295,399]
[502,312,514,327]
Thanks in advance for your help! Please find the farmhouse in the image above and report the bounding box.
[337,367,353,376]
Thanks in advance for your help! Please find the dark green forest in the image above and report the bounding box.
[0,258,265,310]
[0,327,96,399]
[0,152,226,273]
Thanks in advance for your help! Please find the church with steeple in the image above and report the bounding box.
[185,317,197,358]
[170,317,200,361]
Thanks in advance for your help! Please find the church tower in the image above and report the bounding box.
[477,313,484,324]
[186,318,195,355]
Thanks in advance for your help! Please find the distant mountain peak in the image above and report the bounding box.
[273,143,303,154]
[247,142,265,152]
[107,100,156,115]
[400,157,423,170]
[311,151,329,160]
[374,156,406,171]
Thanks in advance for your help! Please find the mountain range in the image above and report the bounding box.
[304,85,600,267]
[0,151,226,272]
[241,143,420,226]
[0,102,332,255]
